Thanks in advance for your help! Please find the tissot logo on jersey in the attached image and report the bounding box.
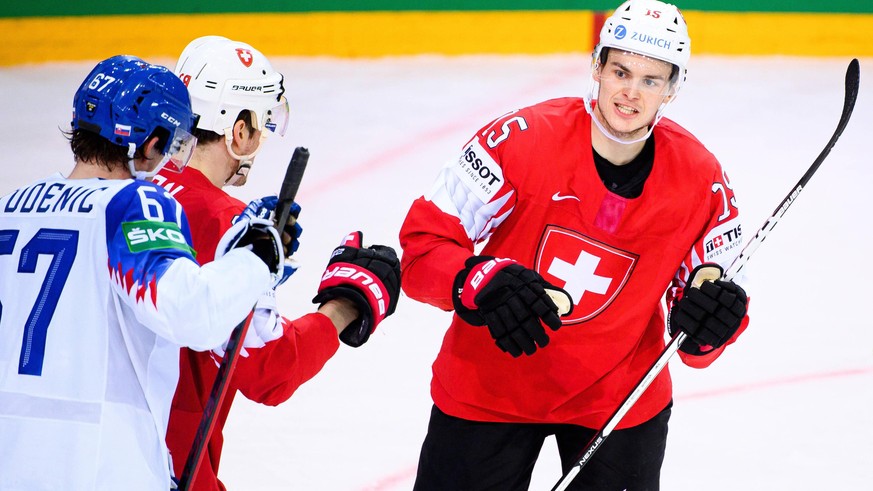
[535,225,638,324]
[123,220,195,255]
[703,220,742,261]
[454,140,505,202]
[463,147,502,186]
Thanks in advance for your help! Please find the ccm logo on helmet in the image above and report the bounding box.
[321,265,387,315]
[161,112,183,127]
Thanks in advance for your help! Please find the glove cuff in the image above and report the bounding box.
[318,260,390,324]
[313,286,372,347]
[667,306,710,356]
[458,257,518,310]
[451,256,498,326]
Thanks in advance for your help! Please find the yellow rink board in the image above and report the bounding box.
[1,10,871,66]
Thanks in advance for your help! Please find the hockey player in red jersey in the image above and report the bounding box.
[155,36,401,490]
[399,1,750,489]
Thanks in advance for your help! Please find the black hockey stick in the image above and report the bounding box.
[551,59,860,491]
[178,147,310,490]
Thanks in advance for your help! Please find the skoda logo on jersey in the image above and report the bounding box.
[534,225,637,324]
[614,25,627,40]
[122,220,195,255]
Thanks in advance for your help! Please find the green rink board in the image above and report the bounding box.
[2,0,872,16]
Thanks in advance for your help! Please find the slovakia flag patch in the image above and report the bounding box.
[114,124,132,137]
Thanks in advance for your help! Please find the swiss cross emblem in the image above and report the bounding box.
[235,48,254,67]
[535,225,638,324]
[712,235,724,248]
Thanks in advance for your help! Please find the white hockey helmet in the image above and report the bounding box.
[175,36,289,137]
[175,36,289,184]
[586,0,691,144]
[595,0,690,83]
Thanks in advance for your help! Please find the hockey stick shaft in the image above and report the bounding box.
[178,147,310,490]
[275,147,310,234]
[552,59,859,491]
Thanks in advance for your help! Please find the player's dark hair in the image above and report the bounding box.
[600,47,680,85]
[65,127,168,172]
[193,110,255,144]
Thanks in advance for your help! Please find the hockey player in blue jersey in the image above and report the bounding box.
[0,55,287,489]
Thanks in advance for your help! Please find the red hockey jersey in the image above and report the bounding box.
[399,97,749,430]
[155,167,340,490]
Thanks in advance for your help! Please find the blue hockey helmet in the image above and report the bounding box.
[72,55,198,178]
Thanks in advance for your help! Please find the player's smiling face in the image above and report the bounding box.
[593,50,675,141]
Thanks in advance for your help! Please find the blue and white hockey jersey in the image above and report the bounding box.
[0,173,270,490]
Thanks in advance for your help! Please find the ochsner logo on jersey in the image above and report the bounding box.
[123,220,195,255]
[456,140,505,202]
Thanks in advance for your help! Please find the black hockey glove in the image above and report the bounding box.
[452,256,574,357]
[312,232,401,347]
[669,264,748,355]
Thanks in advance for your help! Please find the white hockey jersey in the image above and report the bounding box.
[0,173,270,490]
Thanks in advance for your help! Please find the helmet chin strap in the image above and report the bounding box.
[224,157,252,186]
[127,142,172,180]
[223,130,267,187]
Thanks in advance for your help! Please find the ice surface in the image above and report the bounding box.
[2,54,871,490]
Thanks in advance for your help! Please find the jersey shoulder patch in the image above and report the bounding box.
[452,139,506,203]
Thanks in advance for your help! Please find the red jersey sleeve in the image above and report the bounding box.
[399,112,524,310]
[234,313,340,405]
[667,163,751,368]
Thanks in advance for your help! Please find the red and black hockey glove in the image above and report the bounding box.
[312,232,401,347]
[452,256,573,357]
[669,264,748,355]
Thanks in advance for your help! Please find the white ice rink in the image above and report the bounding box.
[2,54,872,490]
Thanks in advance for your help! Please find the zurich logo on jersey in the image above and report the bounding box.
[614,25,627,40]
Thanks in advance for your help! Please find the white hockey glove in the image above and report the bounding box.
[213,289,284,358]
[253,196,302,284]
[215,201,286,288]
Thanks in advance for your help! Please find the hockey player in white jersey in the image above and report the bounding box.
[0,55,286,489]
